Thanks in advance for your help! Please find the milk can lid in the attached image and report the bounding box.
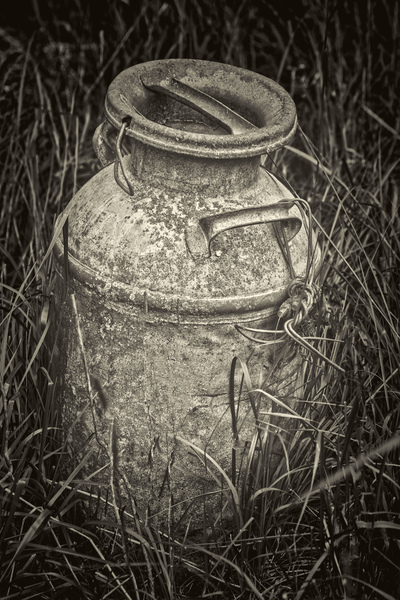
[104,59,298,159]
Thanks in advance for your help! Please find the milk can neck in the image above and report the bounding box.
[130,139,260,196]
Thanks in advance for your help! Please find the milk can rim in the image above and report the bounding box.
[104,59,298,159]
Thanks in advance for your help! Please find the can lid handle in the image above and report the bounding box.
[185,200,302,259]
[141,76,256,135]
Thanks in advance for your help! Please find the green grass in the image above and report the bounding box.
[1,0,400,598]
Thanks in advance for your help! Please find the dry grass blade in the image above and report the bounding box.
[362,105,400,140]
[176,436,241,516]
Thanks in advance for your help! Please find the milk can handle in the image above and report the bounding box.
[93,120,135,195]
[185,201,302,259]
[93,121,116,167]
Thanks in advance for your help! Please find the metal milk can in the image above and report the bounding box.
[53,59,321,528]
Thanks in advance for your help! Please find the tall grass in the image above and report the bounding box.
[1,0,399,598]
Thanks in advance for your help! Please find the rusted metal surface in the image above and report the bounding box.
[53,157,313,319]
[53,59,321,530]
[55,281,303,529]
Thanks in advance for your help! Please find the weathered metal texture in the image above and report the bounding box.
[101,58,298,158]
[53,59,321,529]
[55,277,303,530]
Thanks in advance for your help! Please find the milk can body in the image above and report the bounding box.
[53,59,321,528]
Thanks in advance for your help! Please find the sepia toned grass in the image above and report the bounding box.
[1,0,399,597]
